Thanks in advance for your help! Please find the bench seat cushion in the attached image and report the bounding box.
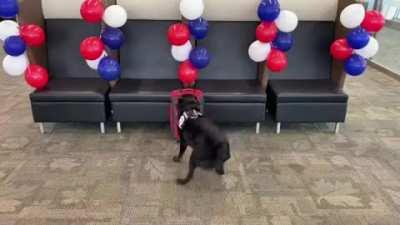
[30,78,110,102]
[109,79,266,103]
[268,79,348,103]
[109,79,180,102]
[198,80,266,103]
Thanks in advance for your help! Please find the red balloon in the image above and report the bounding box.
[361,10,385,33]
[80,36,104,60]
[167,23,190,46]
[256,22,278,43]
[80,0,105,23]
[25,65,49,89]
[266,49,288,72]
[178,61,198,84]
[20,24,46,47]
[330,38,353,60]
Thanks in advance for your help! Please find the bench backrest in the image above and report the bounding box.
[198,21,334,81]
[120,20,179,79]
[46,19,101,78]
[269,21,335,80]
[198,21,258,80]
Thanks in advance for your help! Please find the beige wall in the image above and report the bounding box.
[41,0,338,21]
[42,0,81,19]
[203,0,338,21]
[117,0,181,20]
[42,0,115,18]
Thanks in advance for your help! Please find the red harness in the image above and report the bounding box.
[170,88,204,141]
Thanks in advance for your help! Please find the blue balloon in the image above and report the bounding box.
[3,35,26,56]
[98,57,121,81]
[189,47,211,70]
[258,0,280,22]
[344,54,367,76]
[101,27,125,50]
[0,0,19,19]
[346,27,370,49]
[273,32,294,52]
[188,17,209,40]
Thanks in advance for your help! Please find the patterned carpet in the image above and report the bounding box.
[0,64,400,225]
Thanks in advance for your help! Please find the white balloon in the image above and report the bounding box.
[354,36,379,59]
[2,54,29,76]
[340,4,365,29]
[248,41,271,62]
[86,51,107,70]
[171,41,192,62]
[180,0,204,20]
[103,5,128,28]
[275,10,298,33]
[0,20,20,41]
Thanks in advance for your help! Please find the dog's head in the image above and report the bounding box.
[178,94,201,114]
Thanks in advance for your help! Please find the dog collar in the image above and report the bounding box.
[178,110,202,130]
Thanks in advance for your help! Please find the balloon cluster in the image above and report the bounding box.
[0,0,48,89]
[248,0,298,72]
[167,0,211,85]
[80,0,127,81]
[331,4,385,76]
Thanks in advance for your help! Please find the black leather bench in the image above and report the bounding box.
[29,20,110,133]
[109,20,181,132]
[109,20,266,133]
[266,22,349,133]
[197,21,266,129]
[110,79,180,124]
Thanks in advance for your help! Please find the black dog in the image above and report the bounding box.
[173,94,230,185]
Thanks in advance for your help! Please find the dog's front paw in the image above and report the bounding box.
[176,178,189,185]
[215,168,225,175]
[172,156,181,163]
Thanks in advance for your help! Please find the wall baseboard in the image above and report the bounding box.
[385,20,400,30]
[368,60,400,81]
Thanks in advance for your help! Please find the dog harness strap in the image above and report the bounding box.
[178,112,188,130]
[178,110,202,130]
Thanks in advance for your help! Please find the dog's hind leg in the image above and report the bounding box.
[215,160,225,175]
[173,141,188,162]
[215,143,230,175]
[177,158,197,185]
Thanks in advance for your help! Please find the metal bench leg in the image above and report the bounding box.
[256,122,260,134]
[117,122,122,134]
[39,123,45,134]
[335,123,340,134]
[100,122,105,134]
[276,122,281,134]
